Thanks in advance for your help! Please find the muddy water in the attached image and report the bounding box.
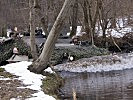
[59,69,133,100]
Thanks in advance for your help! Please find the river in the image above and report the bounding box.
[58,53,133,100]
[59,69,133,100]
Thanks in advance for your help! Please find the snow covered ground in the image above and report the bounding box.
[1,61,55,100]
[96,18,133,38]
[67,26,82,36]
[53,53,133,73]
[67,18,133,38]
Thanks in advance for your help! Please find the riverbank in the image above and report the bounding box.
[2,37,133,99]
[0,37,109,65]
[0,37,110,99]
[0,65,36,99]
[0,37,31,65]
[51,46,109,66]
[0,61,56,100]
[52,52,133,72]
[1,52,133,99]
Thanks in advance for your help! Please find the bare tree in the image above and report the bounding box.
[34,0,49,37]
[28,0,75,73]
[29,0,38,60]
[70,0,78,37]
[80,0,90,38]
[80,0,100,46]
[98,0,111,47]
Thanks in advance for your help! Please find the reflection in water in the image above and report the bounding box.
[59,69,133,100]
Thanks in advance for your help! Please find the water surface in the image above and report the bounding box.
[59,68,133,100]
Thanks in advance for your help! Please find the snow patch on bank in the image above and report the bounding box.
[0,77,11,80]
[44,67,55,74]
[1,61,55,100]
[54,53,133,73]
[96,18,133,38]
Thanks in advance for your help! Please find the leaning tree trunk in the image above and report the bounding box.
[29,0,38,60]
[28,0,75,74]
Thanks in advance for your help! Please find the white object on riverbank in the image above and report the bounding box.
[1,61,55,100]
[44,67,55,74]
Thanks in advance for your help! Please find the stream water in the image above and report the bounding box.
[59,68,133,100]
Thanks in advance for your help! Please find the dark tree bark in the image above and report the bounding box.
[28,0,75,74]
[81,0,90,38]
[98,0,110,48]
[70,0,78,37]
[34,0,49,37]
[29,0,38,60]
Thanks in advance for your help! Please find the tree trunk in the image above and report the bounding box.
[109,31,122,52]
[111,0,116,28]
[29,0,38,60]
[81,0,99,46]
[28,0,75,74]
[88,0,99,46]
[70,0,78,37]
[34,0,49,37]
[41,17,49,37]
[82,1,90,38]
[98,0,109,48]
[102,29,106,47]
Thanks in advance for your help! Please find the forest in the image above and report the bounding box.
[0,0,133,100]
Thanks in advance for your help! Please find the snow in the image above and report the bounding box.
[67,32,70,36]
[76,26,82,35]
[0,77,11,80]
[7,55,29,62]
[67,26,82,36]
[44,67,55,74]
[54,53,133,73]
[42,31,45,36]
[106,26,132,38]
[67,18,133,38]
[68,18,133,38]
[1,61,55,100]
[96,18,133,38]
[7,29,12,37]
